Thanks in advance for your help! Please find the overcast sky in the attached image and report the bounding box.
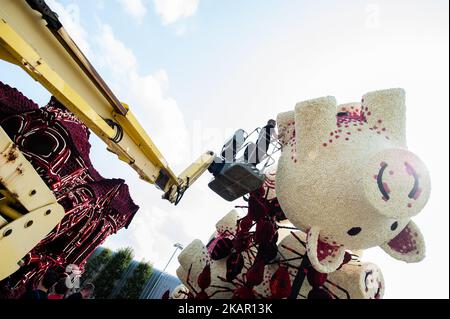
[1,0,448,298]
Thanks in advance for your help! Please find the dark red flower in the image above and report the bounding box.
[257,242,278,263]
[161,290,170,299]
[306,266,328,287]
[307,287,333,299]
[232,286,255,299]
[226,252,244,282]
[254,220,276,244]
[248,193,269,221]
[186,292,195,299]
[270,266,292,299]
[268,198,287,221]
[195,291,209,300]
[233,232,250,253]
[239,215,253,232]
[210,237,233,260]
[246,259,265,286]
[197,264,211,290]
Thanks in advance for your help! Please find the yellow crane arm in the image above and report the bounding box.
[0,0,214,203]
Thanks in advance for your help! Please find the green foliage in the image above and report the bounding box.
[117,261,153,299]
[82,248,113,284]
[92,247,134,299]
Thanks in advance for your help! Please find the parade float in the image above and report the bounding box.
[0,0,431,299]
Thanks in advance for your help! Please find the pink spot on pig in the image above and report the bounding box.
[316,240,341,262]
[387,224,418,254]
[405,162,415,176]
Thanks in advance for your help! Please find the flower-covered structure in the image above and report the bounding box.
[174,88,430,299]
[0,82,139,299]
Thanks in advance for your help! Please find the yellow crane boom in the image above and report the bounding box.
[0,0,214,204]
[0,0,214,280]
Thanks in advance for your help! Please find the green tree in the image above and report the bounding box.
[82,248,113,284]
[93,247,134,299]
[117,261,153,299]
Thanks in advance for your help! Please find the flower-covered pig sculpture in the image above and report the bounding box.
[173,89,430,299]
[277,88,430,272]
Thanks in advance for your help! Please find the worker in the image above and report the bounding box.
[20,269,59,300]
[48,276,70,299]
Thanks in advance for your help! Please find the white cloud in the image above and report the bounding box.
[119,206,190,264]
[153,0,200,25]
[96,0,105,11]
[95,24,190,170]
[117,0,148,20]
[95,25,138,74]
[175,24,187,36]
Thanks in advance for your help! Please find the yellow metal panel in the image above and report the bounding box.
[0,202,65,281]
[178,151,215,186]
[165,151,215,203]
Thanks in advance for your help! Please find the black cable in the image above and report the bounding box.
[288,255,311,299]
[104,119,124,143]
[174,177,190,206]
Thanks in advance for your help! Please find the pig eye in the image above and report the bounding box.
[347,227,362,236]
[391,222,398,231]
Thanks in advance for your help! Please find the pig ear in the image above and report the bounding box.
[306,227,346,273]
[362,88,406,147]
[381,220,425,263]
[294,96,337,161]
